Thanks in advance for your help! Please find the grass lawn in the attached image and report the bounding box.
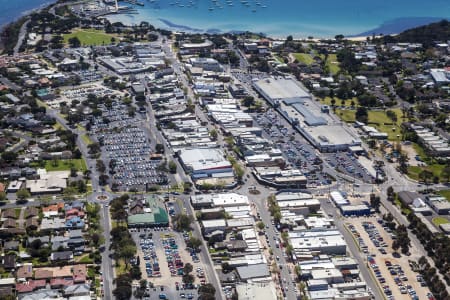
[407,164,446,182]
[81,134,93,145]
[334,108,403,140]
[31,159,87,172]
[63,28,116,46]
[293,53,314,65]
[78,254,93,263]
[432,217,449,226]
[325,54,340,74]
[319,97,356,107]
[438,190,450,202]
[116,259,129,276]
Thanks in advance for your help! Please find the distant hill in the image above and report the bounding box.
[382,19,450,47]
[355,17,447,37]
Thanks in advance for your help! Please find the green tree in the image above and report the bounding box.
[16,188,31,201]
[209,129,218,140]
[168,160,177,174]
[172,214,193,231]
[0,191,7,203]
[256,221,265,230]
[355,107,368,123]
[440,165,450,183]
[187,236,202,251]
[68,36,81,48]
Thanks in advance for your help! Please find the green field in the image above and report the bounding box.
[432,217,449,226]
[32,159,87,172]
[438,190,450,202]
[324,54,340,74]
[293,53,314,65]
[334,108,403,140]
[319,97,356,107]
[407,164,446,182]
[63,29,116,46]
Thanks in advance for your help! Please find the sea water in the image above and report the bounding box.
[0,0,56,28]
[106,0,449,37]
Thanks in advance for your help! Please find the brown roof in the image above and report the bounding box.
[34,265,73,279]
[73,264,87,283]
[26,217,39,229]
[1,209,16,219]
[25,207,39,218]
[2,218,16,228]
[42,202,64,213]
[16,264,33,279]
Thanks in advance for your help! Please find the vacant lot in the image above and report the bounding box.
[63,29,116,46]
[293,53,314,65]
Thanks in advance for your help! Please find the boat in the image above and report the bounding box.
[208,7,214,10]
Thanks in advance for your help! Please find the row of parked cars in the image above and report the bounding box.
[140,237,161,277]
[162,236,185,276]
[362,221,389,254]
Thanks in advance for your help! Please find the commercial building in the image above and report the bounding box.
[425,195,450,215]
[254,77,360,152]
[339,204,371,217]
[127,196,169,228]
[290,233,347,255]
[179,148,232,176]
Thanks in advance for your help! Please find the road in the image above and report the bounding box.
[13,20,29,56]
[43,102,115,298]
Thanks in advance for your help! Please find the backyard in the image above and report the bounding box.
[31,159,87,172]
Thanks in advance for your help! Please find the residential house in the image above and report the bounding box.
[50,251,73,262]
[1,255,16,270]
[65,216,84,229]
[26,218,39,231]
[4,241,19,251]
[16,263,33,280]
[2,218,16,229]
[1,209,17,219]
[25,207,39,219]
[42,202,64,218]
[64,283,90,297]
[16,280,47,294]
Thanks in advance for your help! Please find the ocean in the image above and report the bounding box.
[106,0,450,37]
[0,0,56,28]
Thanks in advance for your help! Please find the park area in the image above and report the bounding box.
[335,108,404,140]
[63,28,116,46]
[293,52,340,74]
[406,143,450,183]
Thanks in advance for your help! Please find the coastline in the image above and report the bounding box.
[0,0,57,30]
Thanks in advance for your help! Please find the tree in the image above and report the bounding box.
[1,151,18,163]
[16,188,31,201]
[387,186,395,202]
[355,107,368,123]
[155,143,165,154]
[119,244,136,267]
[187,236,202,251]
[370,193,381,212]
[168,160,177,174]
[113,274,132,300]
[242,96,255,107]
[68,36,81,48]
[440,165,450,183]
[182,273,194,284]
[256,221,265,231]
[172,214,193,231]
[418,170,433,184]
[0,191,7,203]
[199,283,216,299]
[183,262,193,275]
[209,129,218,140]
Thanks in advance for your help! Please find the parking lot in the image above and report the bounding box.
[346,217,432,300]
[253,108,332,187]
[132,229,205,299]
[324,151,375,183]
